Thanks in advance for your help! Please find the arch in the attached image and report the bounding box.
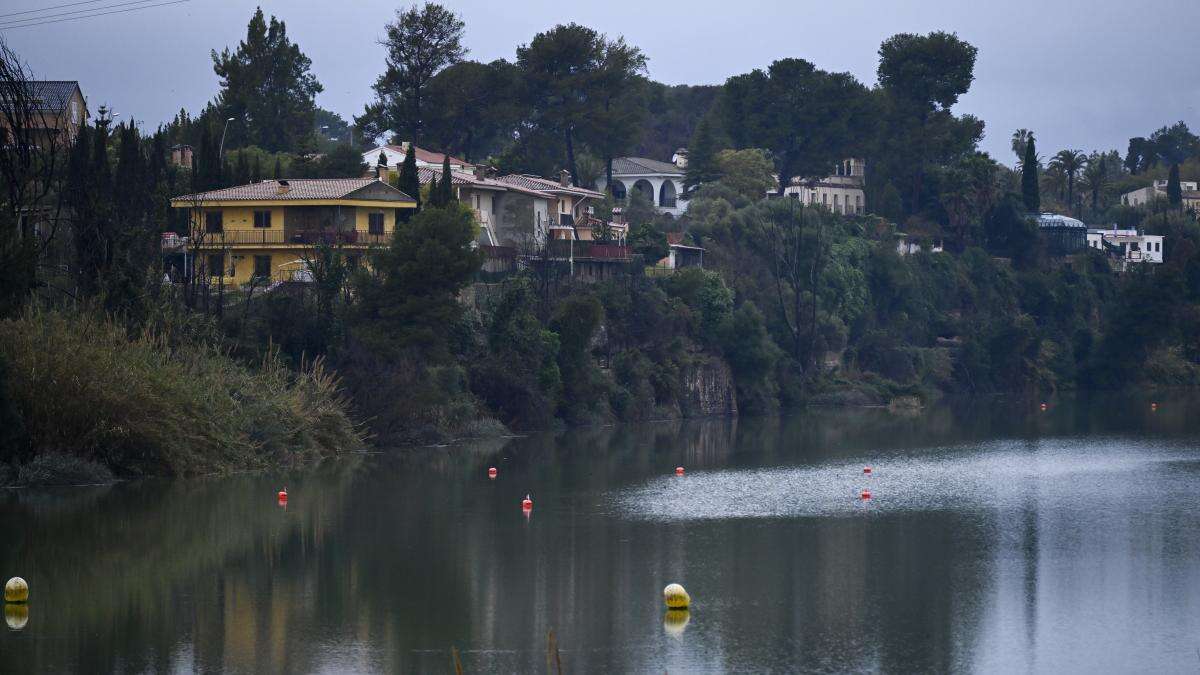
[659,179,678,208]
[609,179,627,201]
[632,179,655,205]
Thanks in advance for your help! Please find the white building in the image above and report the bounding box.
[1121,178,1199,207]
[782,158,866,216]
[1086,226,1165,268]
[361,143,473,174]
[594,156,689,216]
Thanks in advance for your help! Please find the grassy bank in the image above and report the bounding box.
[0,309,362,485]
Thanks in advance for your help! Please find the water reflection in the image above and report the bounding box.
[1,392,1199,672]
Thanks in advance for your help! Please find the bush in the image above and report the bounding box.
[0,308,361,480]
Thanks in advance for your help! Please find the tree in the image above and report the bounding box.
[1021,136,1040,213]
[1168,163,1183,207]
[1081,152,1109,214]
[212,8,323,152]
[358,2,466,143]
[1125,137,1153,174]
[394,143,421,217]
[316,145,367,178]
[1012,129,1033,166]
[722,58,869,194]
[684,113,723,193]
[517,23,646,186]
[875,31,979,210]
[423,59,522,161]
[581,39,648,191]
[356,201,481,355]
[437,154,454,204]
[1051,149,1085,214]
[714,149,776,202]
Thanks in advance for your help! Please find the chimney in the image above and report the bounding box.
[276,180,290,195]
[474,164,487,181]
[559,169,571,187]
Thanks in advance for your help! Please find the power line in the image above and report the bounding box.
[0,0,115,20]
[1,0,172,26]
[0,0,189,29]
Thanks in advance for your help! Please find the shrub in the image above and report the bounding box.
[0,308,361,480]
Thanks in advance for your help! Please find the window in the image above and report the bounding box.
[855,195,862,214]
[205,211,223,233]
[207,253,225,277]
[834,194,840,212]
[253,210,271,228]
[253,255,271,280]
[368,212,385,235]
[822,193,828,206]
[789,192,799,200]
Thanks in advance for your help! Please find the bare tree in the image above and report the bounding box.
[0,38,70,310]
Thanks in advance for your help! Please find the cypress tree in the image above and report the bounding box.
[396,144,421,219]
[1167,163,1183,207]
[427,174,444,208]
[273,156,282,179]
[684,114,722,193]
[439,154,455,204]
[235,151,251,186]
[377,150,388,169]
[251,155,262,183]
[1021,136,1040,213]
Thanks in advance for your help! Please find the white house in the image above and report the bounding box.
[1086,226,1164,268]
[1121,179,1199,207]
[361,143,473,174]
[782,158,866,216]
[595,155,689,216]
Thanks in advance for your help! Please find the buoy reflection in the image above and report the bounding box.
[663,609,690,637]
[5,604,28,631]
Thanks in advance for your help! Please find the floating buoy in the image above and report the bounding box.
[1040,403,1048,411]
[861,489,872,500]
[488,467,498,479]
[4,603,27,630]
[277,488,288,504]
[663,583,690,609]
[1151,402,1159,411]
[863,466,872,475]
[521,494,533,510]
[4,577,28,604]
[675,466,685,476]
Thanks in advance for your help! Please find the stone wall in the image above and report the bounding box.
[678,355,737,417]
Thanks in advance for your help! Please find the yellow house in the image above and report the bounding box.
[170,178,416,285]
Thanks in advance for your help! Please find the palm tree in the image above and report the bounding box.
[1081,152,1109,215]
[1012,129,1033,167]
[1051,149,1086,213]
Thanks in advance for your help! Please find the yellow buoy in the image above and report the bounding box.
[5,577,28,604]
[663,609,690,636]
[663,583,690,609]
[4,603,27,630]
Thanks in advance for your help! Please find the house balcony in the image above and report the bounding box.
[192,229,390,248]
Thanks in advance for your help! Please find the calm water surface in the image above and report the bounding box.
[4,394,1200,673]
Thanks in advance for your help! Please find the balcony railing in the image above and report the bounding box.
[194,229,390,247]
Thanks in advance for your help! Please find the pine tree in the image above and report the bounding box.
[1021,136,1040,213]
[684,114,722,193]
[1168,163,1183,207]
[396,144,421,219]
[438,154,455,204]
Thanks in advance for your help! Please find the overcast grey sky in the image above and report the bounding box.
[3,0,1198,162]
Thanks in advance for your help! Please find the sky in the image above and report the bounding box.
[3,0,1199,163]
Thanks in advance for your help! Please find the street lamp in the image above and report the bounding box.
[219,116,235,160]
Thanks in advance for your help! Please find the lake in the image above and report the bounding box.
[4,393,1200,673]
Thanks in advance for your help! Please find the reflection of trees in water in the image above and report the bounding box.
[0,459,361,672]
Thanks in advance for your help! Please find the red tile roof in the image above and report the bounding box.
[172,178,413,203]
[385,144,472,168]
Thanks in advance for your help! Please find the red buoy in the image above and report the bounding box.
[277,488,288,503]
[521,494,533,510]
[861,489,871,500]
[1040,403,1048,411]
[863,466,872,475]
[488,467,498,479]
[1151,402,1159,411]
[675,466,685,476]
